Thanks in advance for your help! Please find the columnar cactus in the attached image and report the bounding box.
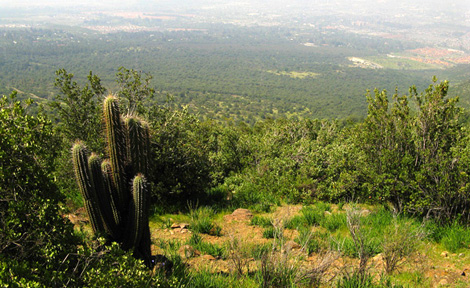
[72,95,151,266]
[72,142,105,234]
[103,96,128,212]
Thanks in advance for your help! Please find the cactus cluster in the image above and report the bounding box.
[72,95,151,266]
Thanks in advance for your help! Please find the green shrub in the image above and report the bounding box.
[0,257,47,288]
[337,273,405,288]
[331,236,356,258]
[149,105,217,203]
[423,220,444,243]
[258,254,299,288]
[382,218,426,273]
[363,207,394,229]
[74,242,180,287]
[0,94,79,286]
[80,244,154,287]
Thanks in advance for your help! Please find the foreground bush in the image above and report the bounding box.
[0,93,79,286]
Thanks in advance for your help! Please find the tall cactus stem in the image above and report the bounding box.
[88,153,120,238]
[71,142,104,234]
[103,96,128,211]
[124,116,150,176]
[101,159,122,228]
[124,174,149,250]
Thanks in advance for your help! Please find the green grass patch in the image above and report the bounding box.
[321,213,346,232]
[263,226,276,239]
[189,206,222,236]
[300,206,323,226]
[440,222,470,253]
[250,215,273,228]
[188,233,225,258]
[266,70,320,79]
[295,228,329,254]
[315,201,331,212]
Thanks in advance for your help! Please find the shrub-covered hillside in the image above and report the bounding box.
[1,70,470,287]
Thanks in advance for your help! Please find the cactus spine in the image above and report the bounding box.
[71,95,151,266]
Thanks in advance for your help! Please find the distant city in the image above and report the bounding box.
[1,0,469,50]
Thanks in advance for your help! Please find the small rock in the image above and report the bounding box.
[441,251,449,258]
[372,253,384,268]
[180,223,190,229]
[372,253,383,261]
[64,213,88,225]
[458,253,465,258]
[360,209,371,217]
[202,254,216,261]
[208,227,216,235]
[438,278,448,286]
[283,241,301,252]
[171,223,180,229]
[224,208,253,221]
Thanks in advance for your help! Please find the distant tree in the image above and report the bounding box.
[50,69,106,152]
[115,66,155,116]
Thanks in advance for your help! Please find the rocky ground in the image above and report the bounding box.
[69,204,470,287]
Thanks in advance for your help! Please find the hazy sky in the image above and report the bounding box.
[2,0,468,8]
[0,0,135,6]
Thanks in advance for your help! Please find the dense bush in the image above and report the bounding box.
[0,93,79,286]
[358,79,470,220]
[148,103,219,204]
[211,79,470,222]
